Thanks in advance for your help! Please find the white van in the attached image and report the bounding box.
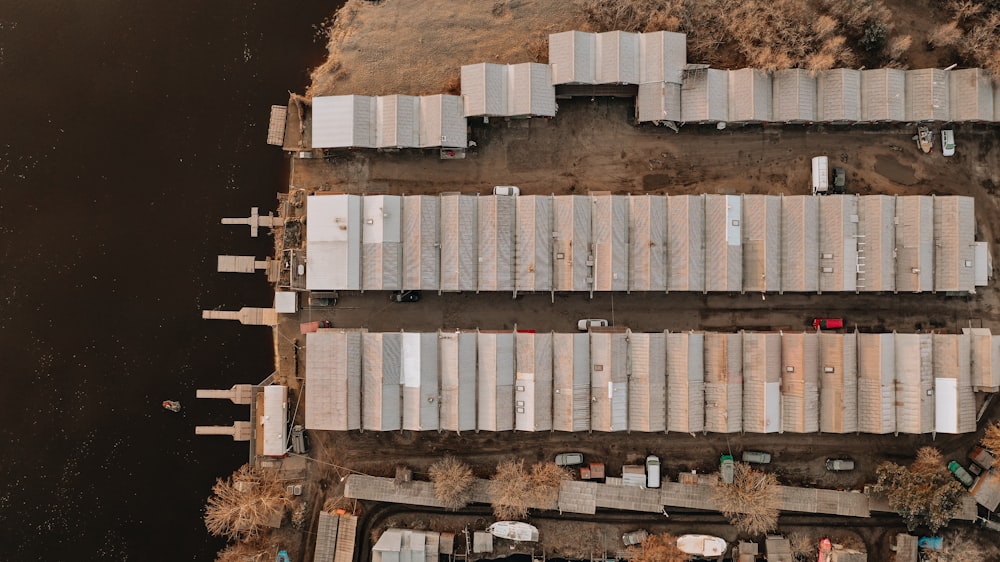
[645,455,661,489]
[811,156,829,195]
[493,185,520,196]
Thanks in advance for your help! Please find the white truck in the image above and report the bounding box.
[811,156,829,195]
[645,454,661,489]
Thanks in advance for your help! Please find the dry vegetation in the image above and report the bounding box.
[872,447,966,534]
[626,532,691,562]
[204,464,293,542]
[488,459,572,520]
[713,462,780,536]
[981,419,1000,453]
[930,0,1000,76]
[923,528,1000,562]
[429,456,476,510]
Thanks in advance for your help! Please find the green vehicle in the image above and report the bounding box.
[720,454,735,484]
[948,461,975,488]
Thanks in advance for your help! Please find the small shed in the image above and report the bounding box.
[667,332,705,433]
[515,195,554,292]
[780,195,819,293]
[972,468,1000,511]
[969,446,995,470]
[765,535,793,562]
[772,69,817,122]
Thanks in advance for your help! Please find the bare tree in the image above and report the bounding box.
[204,465,293,542]
[788,532,816,561]
[429,456,476,510]
[872,447,966,533]
[215,539,272,562]
[626,532,691,562]
[528,462,573,505]
[928,21,963,48]
[713,462,780,536]
[925,529,991,562]
[983,419,1000,453]
[489,459,532,520]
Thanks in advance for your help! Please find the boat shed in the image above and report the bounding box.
[402,332,439,431]
[418,95,467,148]
[312,95,376,148]
[948,68,994,122]
[361,195,403,291]
[966,327,1000,392]
[515,332,554,432]
[306,195,362,291]
[628,195,668,292]
[549,31,597,85]
[904,68,950,122]
[515,195,553,292]
[857,195,896,292]
[262,385,288,457]
[780,333,820,433]
[552,195,593,292]
[934,196,976,293]
[627,331,667,432]
[894,195,934,293]
[728,68,772,122]
[639,31,686,84]
[592,195,629,292]
[861,69,906,121]
[681,68,729,122]
[461,63,508,117]
[818,195,859,293]
[893,333,935,435]
[742,194,781,293]
[376,95,420,149]
[819,332,858,434]
[817,68,862,122]
[933,333,976,434]
[596,31,640,84]
[478,331,515,432]
[667,332,705,433]
[439,195,478,292]
[306,331,363,431]
[438,331,477,432]
[590,332,628,432]
[666,195,705,292]
[703,332,743,433]
[857,334,895,434]
[477,194,516,292]
[704,195,742,292]
[401,195,440,290]
[742,332,781,433]
[508,63,556,117]
[781,195,819,293]
[552,332,591,432]
[636,82,682,122]
[772,69,817,122]
[362,332,402,432]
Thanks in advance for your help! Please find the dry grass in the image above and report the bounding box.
[625,532,690,562]
[528,462,574,504]
[204,465,293,542]
[982,419,1000,453]
[429,456,476,510]
[713,462,780,536]
[489,458,532,520]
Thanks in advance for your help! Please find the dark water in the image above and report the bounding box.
[0,2,335,559]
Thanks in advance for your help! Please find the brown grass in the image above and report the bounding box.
[429,456,476,510]
[713,462,780,536]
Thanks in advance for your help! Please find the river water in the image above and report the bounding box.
[0,2,335,559]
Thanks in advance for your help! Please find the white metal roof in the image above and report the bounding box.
[362,195,402,291]
[596,31,640,84]
[516,332,553,431]
[861,69,906,121]
[772,69,817,122]
[894,196,934,293]
[781,195,819,292]
[857,195,896,292]
[478,332,515,431]
[438,331,478,432]
[589,332,628,431]
[639,31,686,84]
[703,332,742,433]
[742,194,781,293]
[818,195,858,292]
[628,195,668,291]
[728,68,772,122]
[552,332,591,431]
[549,31,596,85]
[508,63,556,117]
[312,95,376,148]
[966,328,1000,391]
[934,196,976,293]
[376,95,420,149]
[477,195,515,292]
[636,82,682,122]
[419,95,467,148]
[592,195,629,291]
[817,69,862,122]
[667,332,705,433]
[552,196,592,292]
[401,195,440,290]
[933,333,975,434]
[262,385,288,456]
[627,331,666,432]
[681,69,729,122]
[307,195,362,291]
[741,332,781,433]
[893,333,934,434]
[515,195,553,292]
[948,68,995,121]
[705,195,742,292]
[402,332,439,431]
[362,333,402,431]
[667,195,705,292]
[905,68,950,122]
[461,63,508,117]
[857,333,895,434]
[440,195,478,292]
[819,332,858,433]
[305,331,362,431]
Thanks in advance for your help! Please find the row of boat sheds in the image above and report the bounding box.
[281,30,1000,151]
[295,193,987,295]
[303,327,1000,435]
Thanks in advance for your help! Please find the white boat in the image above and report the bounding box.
[677,534,727,557]
[487,521,539,542]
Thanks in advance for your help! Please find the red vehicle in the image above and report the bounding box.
[813,318,843,330]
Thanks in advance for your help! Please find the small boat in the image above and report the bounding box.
[162,400,181,412]
[488,521,539,542]
[677,535,727,557]
[916,126,933,154]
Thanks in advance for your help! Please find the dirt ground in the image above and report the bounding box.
[259,2,1000,560]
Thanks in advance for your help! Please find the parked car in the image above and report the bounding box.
[813,318,843,330]
[742,451,772,464]
[555,452,584,466]
[645,454,661,489]
[493,185,520,196]
[826,458,855,471]
[622,529,649,546]
[832,167,846,193]
[720,454,735,484]
[948,461,975,488]
[941,129,955,157]
[577,318,609,330]
[390,291,421,303]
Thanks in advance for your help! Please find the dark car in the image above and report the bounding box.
[832,167,846,193]
[390,291,421,303]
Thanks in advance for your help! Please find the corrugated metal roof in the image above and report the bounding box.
[596,31,640,84]
[628,195,667,291]
[307,195,362,291]
[305,331,362,431]
[314,512,340,562]
[362,195,402,291]
[742,332,781,433]
[376,95,419,149]
[857,333,894,434]
[312,95,376,148]
[590,332,628,431]
[948,69,994,122]
[818,195,858,292]
[894,333,935,434]
[418,95,467,148]
[478,332,515,431]
[667,332,705,433]
[592,195,629,291]
[819,332,858,433]
[705,195,742,292]
[934,196,976,293]
[438,331,477,432]
[905,68,950,121]
[516,332,553,431]
[681,68,729,122]
[628,331,667,432]
[781,195,819,292]
[704,332,742,433]
[402,332,439,431]
[667,195,705,292]
[857,195,895,292]
[861,69,906,121]
[636,81,682,122]
[477,195,515,292]
[742,194,781,292]
[553,196,592,292]
[439,195,478,291]
[894,196,934,292]
[552,332,590,431]
[461,63,508,117]
[966,328,1000,391]
[549,31,596,85]
[780,333,819,433]
[772,69,816,122]
[262,385,287,456]
[933,333,975,434]
[508,63,556,117]
[817,69,862,122]
[362,333,402,431]
[728,68,772,122]
[401,195,439,290]
[639,31,686,84]
[515,195,553,292]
